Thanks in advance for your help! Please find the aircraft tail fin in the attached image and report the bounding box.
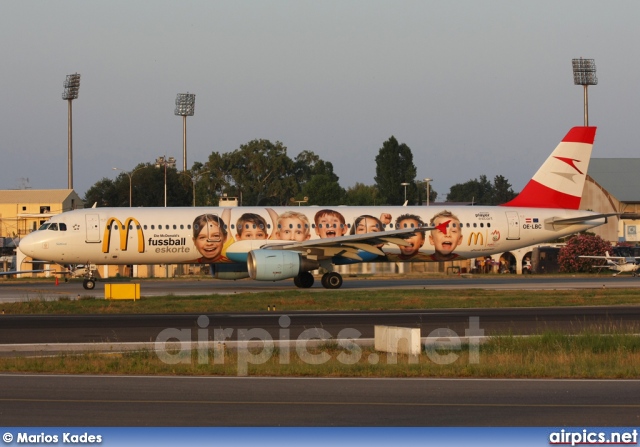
[502,127,596,209]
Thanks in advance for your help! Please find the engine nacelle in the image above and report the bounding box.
[247,250,319,281]
[210,263,250,280]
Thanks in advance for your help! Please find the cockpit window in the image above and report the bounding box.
[59,223,67,231]
[38,223,50,231]
[49,223,58,231]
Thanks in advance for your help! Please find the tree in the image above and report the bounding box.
[558,234,613,273]
[492,175,517,205]
[295,151,344,205]
[83,178,118,207]
[301,174,344,205]
[374,136,417,205]
[446,175,515,205]
[211,139,299,206]
[344,183,379,206]
[83,162,192,208]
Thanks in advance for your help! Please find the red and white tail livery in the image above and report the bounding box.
[503,127,596,209]
[19,126,610,290]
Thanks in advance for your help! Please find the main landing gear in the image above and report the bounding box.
[293,271,344,289]
[293,271,314,288]
[82,278,97,290]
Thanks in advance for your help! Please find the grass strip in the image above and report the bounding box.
[3,288,640,315]
[2,332,640,379]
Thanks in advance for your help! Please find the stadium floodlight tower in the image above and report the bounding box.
[174,93,196,172]
[62,73,81,190]
[572,58,597,126]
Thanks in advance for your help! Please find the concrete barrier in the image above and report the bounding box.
[374,325,421,355]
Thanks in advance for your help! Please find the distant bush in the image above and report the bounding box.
[558,234,612,273]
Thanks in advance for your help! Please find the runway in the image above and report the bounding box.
[1,374,639,426]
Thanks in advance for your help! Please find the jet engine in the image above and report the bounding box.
[210,263,250,280]
[247,250,319,281]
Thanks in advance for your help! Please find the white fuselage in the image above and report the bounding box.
[18,205,604,266]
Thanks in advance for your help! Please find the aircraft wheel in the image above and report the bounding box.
[298,271,314,288]
[321,272,343,289]
[83,279,96,290]
[293,275,302,287]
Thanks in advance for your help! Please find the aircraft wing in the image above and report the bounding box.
[578,255,625,260]
[0,269,48,276]
[547,213,619,226]
[229,221,446,262]
[263,224,439,261]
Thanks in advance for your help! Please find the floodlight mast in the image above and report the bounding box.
[62,73,81,190]
[175,93,196,172]
[572,58,597,126]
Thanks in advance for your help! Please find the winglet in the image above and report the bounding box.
[502,127,596,209]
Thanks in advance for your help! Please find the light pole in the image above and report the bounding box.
[423,178,433,206]
[181,170,210,206]
[155,156,176,207]
[62,73,81,190]
[400,182,410,204]
[290,197,309,206]
[113,167,145,207]
[175,93,195,172]
[572,58,597,126]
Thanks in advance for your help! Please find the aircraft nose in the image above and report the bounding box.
[18,232,40,258]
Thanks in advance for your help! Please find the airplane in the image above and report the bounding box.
[578,251,640,277]
[18,126,612,290]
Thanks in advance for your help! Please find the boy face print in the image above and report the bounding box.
[429,216,463,256]
[277,217,310,241]
[237,224,267,240]
[396,218,425,257]
[315,214,346,238]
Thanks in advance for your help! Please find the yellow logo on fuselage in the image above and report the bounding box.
[467,231,484,246]
[102,217,145,253]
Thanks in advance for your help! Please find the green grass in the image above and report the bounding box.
[2,332,639,378]
[3,282,640,378]
[3,287,640,315]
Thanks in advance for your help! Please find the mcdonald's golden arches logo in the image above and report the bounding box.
[102,217,145,253]
[467,231,484,246]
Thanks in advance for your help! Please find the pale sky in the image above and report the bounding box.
[2,1,639,200]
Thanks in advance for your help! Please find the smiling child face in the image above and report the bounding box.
[315,213,346,238]
[397,218,425,256]
[429,216,463,256]
[193,221,225,261]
